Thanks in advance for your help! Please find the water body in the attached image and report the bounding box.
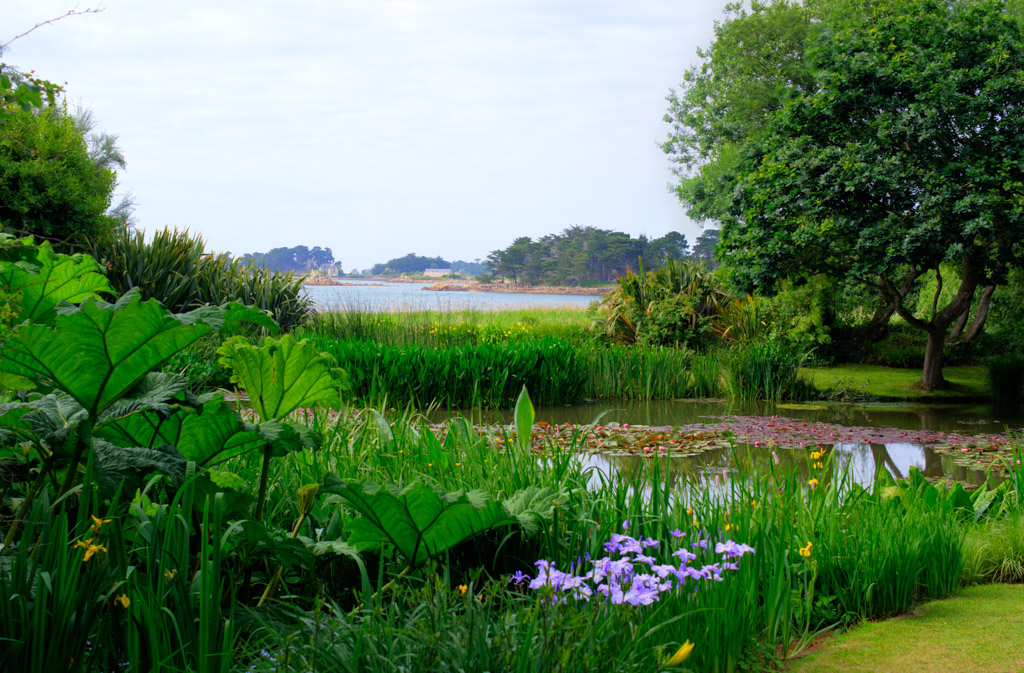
[304,280,598,311]
[437,399,1024,488]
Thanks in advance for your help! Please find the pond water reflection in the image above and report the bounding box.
[439,399,1024,488]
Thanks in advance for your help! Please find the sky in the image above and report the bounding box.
[4,1,731,271]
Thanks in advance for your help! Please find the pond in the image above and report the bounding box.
[431,399,1024,489]
[303,280,598,311]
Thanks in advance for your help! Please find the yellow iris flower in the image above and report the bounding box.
[665,640,695,666]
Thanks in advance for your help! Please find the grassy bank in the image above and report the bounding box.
[804,364,991,402]
[788,584,1024,673]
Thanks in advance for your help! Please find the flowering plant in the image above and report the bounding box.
[512,523,754,606]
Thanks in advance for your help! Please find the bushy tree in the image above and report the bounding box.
[666,0,1024,388]
[0,103,117,251]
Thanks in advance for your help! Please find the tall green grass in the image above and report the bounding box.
[302,305,594,347]
[311,336,587,407]
[225,412,968,673]
[724,340,814,401]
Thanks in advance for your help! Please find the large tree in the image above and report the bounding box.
[667,0,1024,388]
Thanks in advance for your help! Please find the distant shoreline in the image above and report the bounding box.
[423,281,610,296]
[303,277,613,296]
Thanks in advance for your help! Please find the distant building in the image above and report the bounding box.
[423,268,453,277]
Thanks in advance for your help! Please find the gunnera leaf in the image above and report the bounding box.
[322,476,515,568]
[0,290,213,416]
[217,334,343,422]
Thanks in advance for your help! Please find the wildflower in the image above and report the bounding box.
[669,528,685,538]
[715,540,755,559]
[799,541,813,558]
[89,515,112,533]
[813,461,824,469]
[75,538,107,562]
[457,584,468,595]
[509,571,529,585]
[164,569,177,583]
[665,639,695,666]
[114,594,130,608]
[809,479,819,490]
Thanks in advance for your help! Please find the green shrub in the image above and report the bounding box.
[94,226,313,330]
[987,351,1024,409]
[600,258,732,348]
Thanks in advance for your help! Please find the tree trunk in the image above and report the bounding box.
[921,328,947,389]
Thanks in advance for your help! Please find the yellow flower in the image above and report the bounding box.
[114,593,130,608]
[164,569,178,583]
[810,451,823,460]
[75,538,108,562]
[809,479,819,490]
[813,461,824,469]
[90,515,112,533]
[665,640,695,666]
[799,541,813,558]
[457,584,468,595]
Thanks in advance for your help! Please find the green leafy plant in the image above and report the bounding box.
[217,334,344,518]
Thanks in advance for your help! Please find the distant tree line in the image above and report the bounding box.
[241,245,337,273]
[485,226,719,285]
[368,253,485,276]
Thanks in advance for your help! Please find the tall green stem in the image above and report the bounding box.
[54,418,94,506]
[254,444,273,521]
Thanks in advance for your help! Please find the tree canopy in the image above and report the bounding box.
[242,245,336,273]
[485,226,690,285]
[665,0,1024,388]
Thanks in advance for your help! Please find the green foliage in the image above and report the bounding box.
[987,352,1024,408]
[0,290,211,416]
[601,257,732,348]
[724,340,813,401]
[241,244,335,273]
[0,105,116,251]
[666,0,1024,388]
[370,252,451,276]
[218,334,343,422]
[323,477,517,569]
[94,226,314,331]
[0,233,111,325]
[315,336,586,408]
[0,65,60,124]
[486,226,689,285]
[761,276,836,358]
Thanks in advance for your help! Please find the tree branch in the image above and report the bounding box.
[2,7,105,51]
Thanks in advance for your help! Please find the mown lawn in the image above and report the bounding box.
[787,584,1024,673]
[802,364,990,402]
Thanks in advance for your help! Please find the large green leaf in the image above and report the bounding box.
[0,291,212,416]
[93,439,188,497]
[514,385,535,452]
[97,396,262,466]
[217,334,343,421]
[502,486,562,536]
[322,477,515,568]
[0,239,111,325]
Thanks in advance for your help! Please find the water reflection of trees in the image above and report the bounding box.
[590,437,986,490]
